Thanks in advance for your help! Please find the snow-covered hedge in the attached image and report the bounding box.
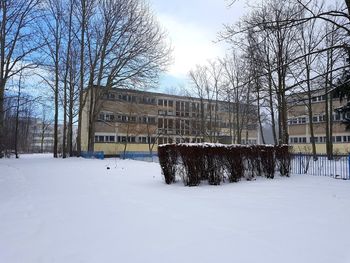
[158,143,291,186]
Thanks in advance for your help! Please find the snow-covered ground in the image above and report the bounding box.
[1,154,350,263]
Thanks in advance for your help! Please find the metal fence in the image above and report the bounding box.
[120,151,159,162]
[81,151,104,160]
[290,153,350,180]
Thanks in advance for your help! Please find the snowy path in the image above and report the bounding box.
[1,155,350,263]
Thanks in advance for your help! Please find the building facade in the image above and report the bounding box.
[287,90,350,154]
[81,88,258,155]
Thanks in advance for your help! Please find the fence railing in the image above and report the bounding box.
[120,151,158,162]
[290,153,349,180]
[81,151,104,160]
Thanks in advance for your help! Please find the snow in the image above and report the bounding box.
[1,154,350,263]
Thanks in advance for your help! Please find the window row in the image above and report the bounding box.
[158,99,174,107]
[98,112,156,124]
[289,135,350,144]
[288,112,350,125]
[105,92,156,105]
[95,135,157,143]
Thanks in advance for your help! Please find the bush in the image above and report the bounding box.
[223,146,244,182]
[275,145,291,177]
[177,144,203,186]
[158,144,177,184]
[260,146,275,179]
[157,143,291,186]
[206,146,222,185]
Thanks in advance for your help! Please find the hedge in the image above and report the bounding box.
[158,143,291,186]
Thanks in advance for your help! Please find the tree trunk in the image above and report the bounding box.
[14,78,21,159]
[68,80,74,156]
[0,83,4,158]
[77,0,87,157]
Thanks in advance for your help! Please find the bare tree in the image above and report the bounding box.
[0,0,41,157]
[292,13,324,159]
[221,53,251,144]
[222,0,304,144]
[38,0,66,158]
[76,0,95,156]
[85,0,171,152]
[14,71,24,158]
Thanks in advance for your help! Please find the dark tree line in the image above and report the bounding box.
[0,0,171,158]
[210,0,350,159]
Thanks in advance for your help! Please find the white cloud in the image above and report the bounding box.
[159,14,225,79]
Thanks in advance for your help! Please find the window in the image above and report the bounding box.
[299,137,306,143]
[336,136,342,142]
[334,113,341,121]
[158,118,163,128]
[310,137,318,143]
[319,115,325,122]
[168,100,173,107]
[105,113,114,122]
[176,101,180,111]
[158,99,163,106]
[299,117,306,124]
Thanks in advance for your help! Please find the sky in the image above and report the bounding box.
[149,0,250,92]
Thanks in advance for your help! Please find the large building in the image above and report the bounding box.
[81,88,258,155]
[287,90,350,154]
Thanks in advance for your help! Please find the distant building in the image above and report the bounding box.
[81,88,259,155]
[30,119,77,153]
[30,119,55,153]
[287,90,350,154]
